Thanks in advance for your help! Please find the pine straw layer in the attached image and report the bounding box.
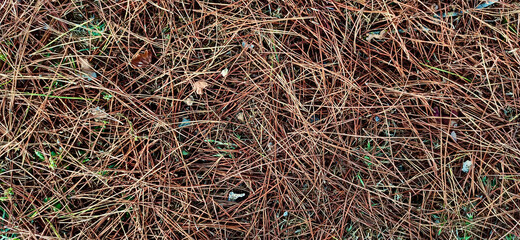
[1,0,520,239]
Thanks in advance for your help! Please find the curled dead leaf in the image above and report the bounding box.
[78,57,93,71]
[366,30,387,42]
[193,80,208,95]
[77,56,97,80]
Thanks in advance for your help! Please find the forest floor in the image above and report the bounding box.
[1,0,520,239]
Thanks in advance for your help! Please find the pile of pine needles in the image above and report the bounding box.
[1,0,519,239]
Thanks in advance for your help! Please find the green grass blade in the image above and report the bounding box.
[420,62,471,83]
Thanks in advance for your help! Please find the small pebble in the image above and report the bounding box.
[221,68,229,77]
[462,160,472,173]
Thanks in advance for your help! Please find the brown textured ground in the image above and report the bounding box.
[1,0,520,239]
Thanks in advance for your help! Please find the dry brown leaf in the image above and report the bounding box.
[77,56,97,80]
[193,80,209,95]
[78,57,93,71]
[236,112,245,122]
[131,50,152,68]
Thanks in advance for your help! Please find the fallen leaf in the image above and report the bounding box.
[366,30,387,42]
[221,68,229,77]
[450,131,457,142]
[77,56,97,81]
[193,80,208,95]
[131,50,152,68]
[236,112,245,122]
[78,57,93,71]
